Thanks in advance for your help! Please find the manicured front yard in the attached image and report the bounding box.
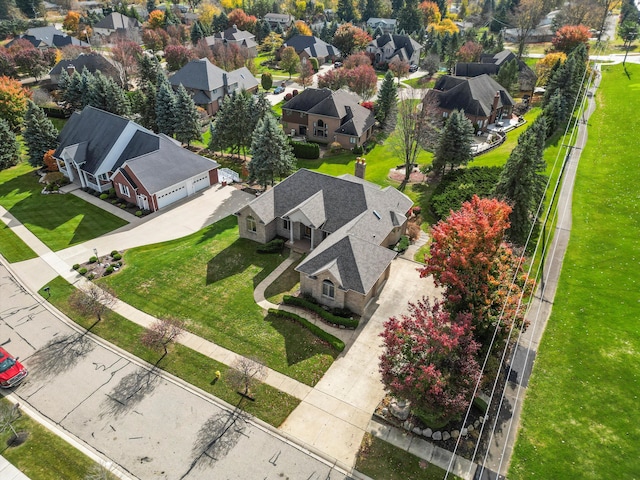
[0,398,106,480]
[0,163,128,251]
[355,433,460,480]
[40,277,300,426]
[0,223,37,262]
[509,63,640,479]
[98,215,339,386]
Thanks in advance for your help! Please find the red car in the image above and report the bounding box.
[0,347,28,388]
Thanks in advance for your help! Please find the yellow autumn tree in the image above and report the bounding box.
[63,11,81,35]
[294,20,312,36]
[429,18,459,35]
[147,10,165,29]
[220,0,242,11]
[199,3,220,26]
[536,52,567,85]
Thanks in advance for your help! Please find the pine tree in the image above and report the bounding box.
[337,0,356,22]
[104,76,130,116]
[212,12,228,33]
[58,68,71,92]
[494,116,548,245]
[23,102,58,167]
[63,70,84,110]
[249,113,296,188]
[209,94,244,157]
[140,83,158,132]
[174,84,202,146]
[146,0,156,14]
[432,110,474,175]
[191,21,205,45]
[375,70,398,130]
[542,90,564,137]
[155,80,177,136]
[0,118,20,171]
[364,0,380,22]
[138,55,162,92]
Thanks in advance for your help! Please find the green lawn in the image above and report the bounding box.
[40,277,300,426]
[98,216,339,386]
[0,163,128,251]
[355,433,460,480]
[264,255,302,304]
[0,399,105,480]
[0,223,37,262]
[509,63,640,479]
[402,75,435,89]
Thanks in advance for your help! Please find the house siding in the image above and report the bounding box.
[237,206,275,244]
[112,171,136,204]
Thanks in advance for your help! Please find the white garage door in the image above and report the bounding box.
[191,173,209,192]
[156,183,187,209]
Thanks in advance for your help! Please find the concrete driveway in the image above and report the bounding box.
[0,263,350,480]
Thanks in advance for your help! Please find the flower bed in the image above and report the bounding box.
[73,250,125,280]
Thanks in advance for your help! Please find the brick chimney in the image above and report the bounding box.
[355,157,366,179]
[489,91,501,125]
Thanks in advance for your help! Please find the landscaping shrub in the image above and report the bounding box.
[352,145,363,154]
[289,140,320,159]
[474,395,488,414]
[87,273,95,280]
[43,172,64,184]
[268,309,345,351]
[110,250,118,256]
[112,253,122,261]
[135,210,142,217]
[407,222,421,241]
[105,266,114,275]
[284,93,293,101]
[329,141,343,153]
[309,57,319,71]
[72,264,80,270]
[282,295,359,328]
[100,193,108,200]
[127,202,136,209]
[78,267,88,275]
[88,256,97,263]
[108,188,115,196]
[111,200,117,204]
[430,167,502,220]
[256,238,284,253]
[292,89,298,96]
[393,235,410,253]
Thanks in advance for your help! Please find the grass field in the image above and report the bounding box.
[99,215,339,386]
[509,63,640,479]
[0,223,37,262]
[0,163,128,251]
[40,277,300,426]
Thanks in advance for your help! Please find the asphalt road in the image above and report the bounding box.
[0,262,351,480]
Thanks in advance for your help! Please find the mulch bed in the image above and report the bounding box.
[388,167,428,183]
[75,251,125,280]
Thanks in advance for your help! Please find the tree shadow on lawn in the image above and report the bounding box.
[206,237,286,288]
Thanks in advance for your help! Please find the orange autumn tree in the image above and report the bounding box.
[147,10,165,29]
[0,76,32,131]
[294,20,312,36]
[418,1,441,26]
[63,11,81,35]
[43,149,58,171]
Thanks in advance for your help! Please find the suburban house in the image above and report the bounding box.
[6,26,89,49]
[366,34,422,67]
[236,167,412,314]
[168,58,259,115]
[207,25,258,57]
[54,106,219,212]
[281,88,375,149]
[49,53,121,87]
[454,50,537,94]
[366,18,397,34]
[423,74,515,131]
[279,35,341,64]
[503,10,559,43]
[264,13,295,30]
[93,12,141,37]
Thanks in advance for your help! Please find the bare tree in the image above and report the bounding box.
[69,284,117,324]
[140,316,186,356]
[226,356,267,399]
[509,0,546,59]
[0,402,21,439]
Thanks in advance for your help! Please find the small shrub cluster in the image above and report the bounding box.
[329,141,343,153]
[256,238,284,253]
[284,93,293,101]
[352,145,364,155]
[393,235,410,253]
[282,295,358,328]
[88,256,98,263]
[268,309,345,351]
[289,140,320,159]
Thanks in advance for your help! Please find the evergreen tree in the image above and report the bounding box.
[248,113,296,188]
[155,77,177,136]
[138,55,162,91]
[0,118,20,171]
[364,0,381,22]
[398,0,421,35]
[496,58,519,93]
[391,0,404,15]
[104,75,130,116]
[83,70,108,111]
[375,70,398,130]
[23,102,58,167]
[191,21,205,45]
[174,84,202,146]
[494,116,548,245]
[141,83,158,132]
[432,110,474,175]
[209,93,245,157]
[79,69,94,109]
[542,90,564,137]
[212,12,228,33]
[337,0,356,22]
[62,70,84,110]
[146,0,156,14]
[58,68,71,92]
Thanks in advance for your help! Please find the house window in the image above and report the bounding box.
[118,183,130,197]
[350,137,357,144]
[247,215,257,233]
[314,119,328,138]
[283,218,290,230]
[322,279,335,299]
[443,111,449,118]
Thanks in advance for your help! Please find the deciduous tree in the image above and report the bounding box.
[0,76,31,131]
[379,299,481,425]
[249,112,295,187]
[63,11,81,35]
[165,44,194,71]
[294,20,312,36]
[457,40,483,62]
[418,0,441,26]
[227,356,267,398]
[140,316,185,356]
[388,58,410,83]
[296,59,315,89]
[23,102,58,167]
[535,52,566,85]
[332,23,372,56]
[346,64,377,100]
[279,46,300,78]
[390,91,428,184]
[509,0,545,58]
[147,10,166,29]
[552,24,590,54]
[228,8,257,31]
[69,283,117,324]
[111,39,142,86]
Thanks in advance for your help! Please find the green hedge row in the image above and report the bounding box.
[282,295,359,328]
[268,309,345,352]
[289,140,320,159]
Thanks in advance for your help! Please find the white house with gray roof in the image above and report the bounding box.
[236,167,412,314]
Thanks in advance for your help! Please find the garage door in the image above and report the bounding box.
[156,183,187,209]
[191,173,209,192]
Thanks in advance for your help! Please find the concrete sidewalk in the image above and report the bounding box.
[0,456,31,480]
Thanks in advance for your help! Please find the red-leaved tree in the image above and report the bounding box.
[332,23,372,57]
[165,44,195,71]
[227,9,257,32]
[343,52,372,69]
[552,24,590,54]
[419,195,532,350]
[346,64,377,100]
[380,299,481,425]
[457,41,483,63]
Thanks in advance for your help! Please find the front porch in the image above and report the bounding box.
[285,238,311,254]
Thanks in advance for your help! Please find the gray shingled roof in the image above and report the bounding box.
[283,35,341,59]
[123,137,219,194]
[94,12,141,30]
[241,169,412,295]
[169,58,226,93]
[369,34,421,60]
[49,53,119,82]
[428,74,515,117]
[227,66,259,91]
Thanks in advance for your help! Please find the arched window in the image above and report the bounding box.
[247,215,256,233]
[317,119,324,127]
[322,279,335,299]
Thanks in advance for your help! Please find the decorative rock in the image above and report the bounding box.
[461,428,468,436]
[468,424,474,432]
[412,427,423,436]
[390,401,411,421]
[423,428,433,438]
[451,430,460,439]
[442,431,451,441]
[432,431,442,441]
[474,420,480,428]
[381,407,389,416]
[479,416,485,424]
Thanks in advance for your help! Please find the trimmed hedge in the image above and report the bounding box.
[289,140,320,159]
[257,238,284,253]
[268,309,345,351]
[282,295,359,328]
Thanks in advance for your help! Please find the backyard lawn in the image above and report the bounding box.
[509,63,640,479]
[99,215,340,386]
[0,223,37,262]
[0,163,128,251]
